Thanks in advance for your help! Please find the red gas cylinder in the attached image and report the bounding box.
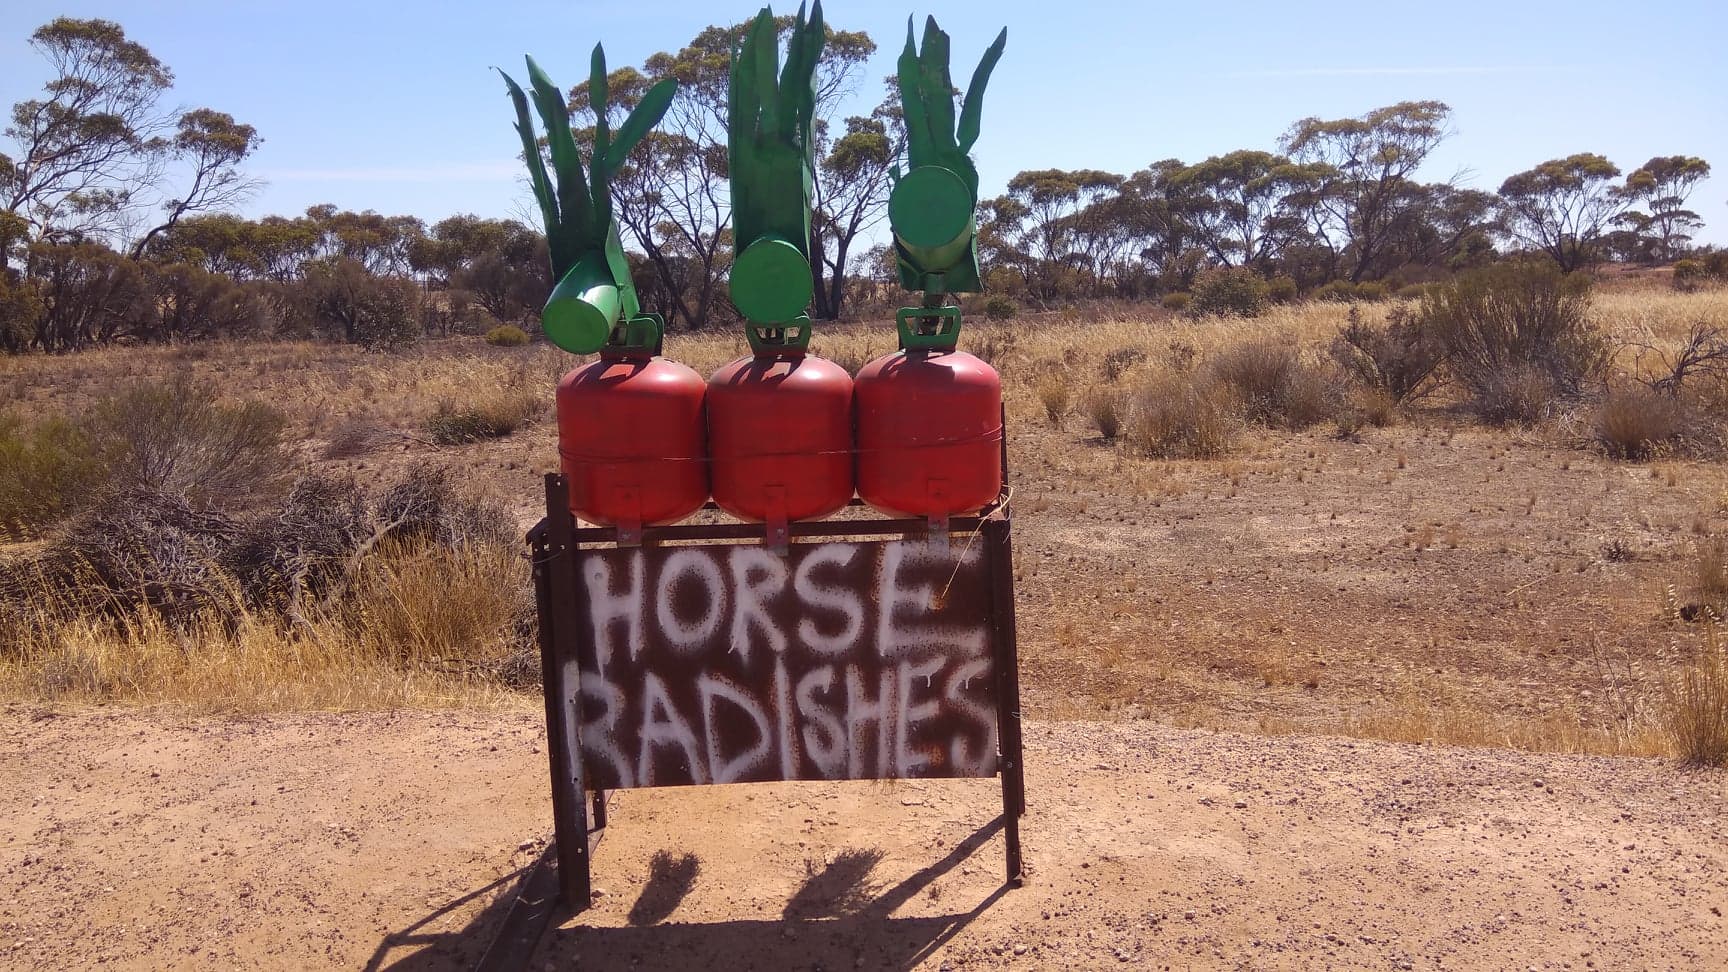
[556,347,708,533]
[707,343,854,531]
[855,325,1002,518]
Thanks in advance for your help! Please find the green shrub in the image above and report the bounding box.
[1160,292,1192,313]
[145,263,263,341]
[1703,251,1728,279]
[425,389,541,445]
[1267,275,1299,304]
[0,273,45,353]
[25,242,152,350]
[0,415,102,540]
[1673,259,1708,292]
[484,324,531,347]
[1418,262,1606,424]
[983,295,1018,321]
[1329,305,1445,404]
[299,258,422,350]
[1394,283,1433,301]
[1313,280,1359,303]
[1353,281,1389,302]
[1188,267,1269,318]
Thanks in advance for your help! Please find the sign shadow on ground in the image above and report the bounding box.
[538,815,1012,970]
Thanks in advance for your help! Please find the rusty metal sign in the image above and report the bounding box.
[572,539,999,789]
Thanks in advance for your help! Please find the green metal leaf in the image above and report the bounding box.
[606,78,676,173]
[497,67,570,276]
[897,18,933,167]
[957,27,1007,155]
[589,43,611,180]
[748,9,779,142]
[779,0,823,145]
[918,17,956,155]
[525,55,594,246]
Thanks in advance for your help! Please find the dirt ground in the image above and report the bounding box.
[3,707,1724,971]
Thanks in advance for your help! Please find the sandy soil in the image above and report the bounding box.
[2,708,1723,970]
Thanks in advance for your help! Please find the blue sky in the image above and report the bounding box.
[3,0,1725,244]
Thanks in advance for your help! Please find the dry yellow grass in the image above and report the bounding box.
[5,283,1728,756]
[0,534,533,713]
[1665,625,1728,766]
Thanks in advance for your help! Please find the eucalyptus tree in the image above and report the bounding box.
[1616,155,1711,262]
[1497,153,1625,272]
[1281,101,1453,282]
[2,18,260,265]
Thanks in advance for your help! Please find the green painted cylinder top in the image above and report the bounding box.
[730,236,814,325]
[543,258,620,355]
[889,165,976,272]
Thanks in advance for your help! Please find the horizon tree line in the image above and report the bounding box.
[0,16,1718,352]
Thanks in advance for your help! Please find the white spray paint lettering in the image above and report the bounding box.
[573,540,998,787]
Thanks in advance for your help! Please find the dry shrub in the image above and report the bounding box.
[1630,324,1728,400]
[1,380,288,540]
[1036,376,1071,426]
[1127,369,1239,458]
[1334,387,1399,438]
[1472,365,1564,425]
[1208,340,1340,429]
[0,465,533,706]
[1420,262,1607,424]
[970,330,1018,371]
[322,417,388,459]
[425,387,541,444]
[228,466,513,620]
[1664,629,1728,767]
[1596,386,1688,460]
[22,489,243,624]
[1692,537,1728,620]
[9,465,512,630]
[821,341,877,377]
[83,378,289,508]
[1084,388,1125,441]
[1101,347,1147,383]
[1354,387,1399,427]
[1329,304,1444,404]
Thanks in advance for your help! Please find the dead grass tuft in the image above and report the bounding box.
[1663,629,1728,767]
[1127,369,1239,459]
[1084,388,1125,441]
[1209,340,1340,430]
[1596,387,1689,461]
[1036,376,1071,427]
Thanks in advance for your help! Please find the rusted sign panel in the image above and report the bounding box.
[570,539,998,789]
